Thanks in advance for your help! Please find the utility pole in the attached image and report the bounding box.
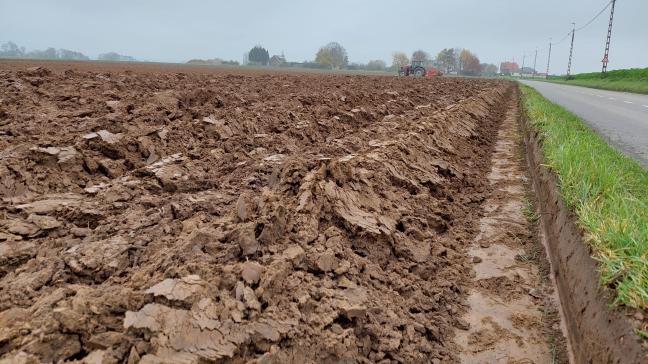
[533,49,538,78]
[546,39,552,79]
[521,54,526,78]
[602,0,617,73]
[567,22,576,77]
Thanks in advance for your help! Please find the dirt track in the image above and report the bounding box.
[0,62,563,363]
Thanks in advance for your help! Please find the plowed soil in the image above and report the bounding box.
[0,62,543,363]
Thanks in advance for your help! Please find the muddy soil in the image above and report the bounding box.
[455,90,568,363]
[1,62,523,363]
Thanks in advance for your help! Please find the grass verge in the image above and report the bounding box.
[546,78,648,94]
[520,84,648,310]
[546,68,648,94]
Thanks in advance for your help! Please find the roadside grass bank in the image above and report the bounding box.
[546,67,648,94]
[547,78,648,94]
[520,84,648,311]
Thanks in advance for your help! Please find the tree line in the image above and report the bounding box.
[2,39,499,76]
[0,41,136,62]
[244,43,498,76]
[393,48,497,76]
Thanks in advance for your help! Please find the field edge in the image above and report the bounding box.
[519,83,648,361]
[544,78,648,94]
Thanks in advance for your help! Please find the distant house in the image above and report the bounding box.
[520,66,537,75]
[269,54,286,67]
[499,61,520,75]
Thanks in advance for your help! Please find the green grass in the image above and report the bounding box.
[546,67,648,94]
[564,68,648,81]
[638,330,648,340]
[520,85,648,310]
[547,78,648,94]
[522,197,540,224]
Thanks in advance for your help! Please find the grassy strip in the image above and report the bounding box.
[546,78,648,94]
[520,84,648,310]
[563,67,648,81]
[545,67,648,94]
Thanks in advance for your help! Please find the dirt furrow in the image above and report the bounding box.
[454,90,567,363]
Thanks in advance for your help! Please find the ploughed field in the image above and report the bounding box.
[0,63,516,363]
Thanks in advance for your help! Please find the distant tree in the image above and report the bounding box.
[366,59,387,71]
[301,61,332,70]
[459,49,481,75]
[0,41,25,57]
[1,41,89,60]
[26,47,58,60]
[346,63,366,71]
[98,52,118,61]
[187,58,223,65]
[98,52,135,61]
[315,42,348,69]
[454,47,464,72]
[58,49,90,61]
[481,63,498,76]
[248,46,270,65]
[391,52,410,70]
[436,48,456,74]
[411,50,429,63]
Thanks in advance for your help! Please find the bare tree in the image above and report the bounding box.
[98,52,135,61]
[436,48,456,74]
[315,42,348,69]
[459,49,481,75]
[411,50,429,63]
[391,52,410,70]
[366,60,387,71]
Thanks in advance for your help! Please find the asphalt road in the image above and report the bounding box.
[520,80,648,168]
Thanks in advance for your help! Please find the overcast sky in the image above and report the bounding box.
[1,0,646,74]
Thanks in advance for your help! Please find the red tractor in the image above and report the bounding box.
[398,60,442,77]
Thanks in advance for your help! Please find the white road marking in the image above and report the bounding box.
[624,101,634,104]
[643,105,648,108]
[597,95,604,98]
[608,98,616,100]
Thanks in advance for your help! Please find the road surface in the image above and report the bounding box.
[520,80,648,168]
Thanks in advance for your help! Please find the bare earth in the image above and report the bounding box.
[0,61,564,363]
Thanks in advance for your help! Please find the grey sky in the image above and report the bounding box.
[1,0,646,74]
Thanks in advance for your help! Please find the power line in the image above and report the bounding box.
[555,31,572,45]
[515,0,616,75]
[576,0,613,32]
